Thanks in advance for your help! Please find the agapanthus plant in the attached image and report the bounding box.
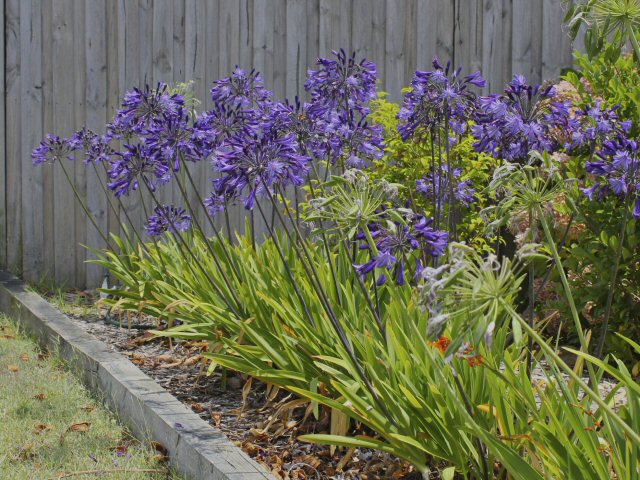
[145,204,191,236]
[209,133,310,211]
[354,212,449,286]
[305,48,377,116]
[32,134,76,165]
[472,75,567,162]
[584,134,640,217]
[416,165,475,209]
[398,57,485,141]
[210,66,272,108]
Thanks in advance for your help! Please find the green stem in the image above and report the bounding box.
[534,203,598,385]
[594,195,632,358]
[59,161,110,247]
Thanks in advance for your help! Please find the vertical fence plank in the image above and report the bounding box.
[5,0,21,275]
[455,0,483,74]
[371,0,386,82]
[20,0,44,283]
[73,0,87,287]
[512,0,543,84]
[153,0,174,209]
[319,0,351,57]
[352,0,373,62]
[52,0,76,286]
[286,0,307,99]
[542,0,573,80]
[0,0,5,268]
[385,0,407,101]
[482,0,511,92]
[41,0,55,283]
[85,0,108,287]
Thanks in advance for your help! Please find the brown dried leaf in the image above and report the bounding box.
[298,454,322,469]
[34,423,53,434]
[20,353,29,362]
[190,402,205,413]
[17,443,34,460]
[112,444,128,456]
[37,352,49,361]
[183,355,201,367]
[155,354,175,363]
[241,377,253,411]
[80,404,95,412]
[336,447,356,472]
[0,334,16,340]
[69,422,90,433]
[7,364,19,372]
[150,441,168,456]
[211,412,222,426]
[32,393,46,401]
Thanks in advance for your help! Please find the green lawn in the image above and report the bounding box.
[0,314,182,480]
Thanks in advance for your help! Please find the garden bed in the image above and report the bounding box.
[43,289,421,480]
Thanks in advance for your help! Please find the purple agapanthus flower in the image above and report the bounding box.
[193,104,259,157]
[107,143,171,197]
[416,165,475,208]
[210,133,310,210]
[583,134,640,218]
[305,49,378,116]
[261,98,334,159]
[107,83,184,139]
[146,107,200,171]
[210,67,272,108]
[354,213,448,286]
[561,102,632,154]
[472,75,565,162]
[32,134,76,165]
[398,57,485,141]
[325,113,385,167]
[145,204,191,236]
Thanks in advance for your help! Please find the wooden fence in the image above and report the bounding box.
[1,0,577,288]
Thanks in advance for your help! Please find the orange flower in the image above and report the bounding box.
[467,354,483,367]
[428,336,451,353]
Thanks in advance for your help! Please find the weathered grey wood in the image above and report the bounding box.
[385,0,407,102]
[73,0,87,287]
[41,0,55,283]
[20,0,44,283]
[85,0,109,287]
[542,0,573,81]
[5,0,21,275]
[0,0,6,268]
[512,0,543,85]
[52,0,76,286]
[3,0,582,286]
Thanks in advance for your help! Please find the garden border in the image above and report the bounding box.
[0,270,274,480]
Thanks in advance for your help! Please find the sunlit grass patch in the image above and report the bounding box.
[0,314,182,480]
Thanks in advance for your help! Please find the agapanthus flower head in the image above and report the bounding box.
[145,204,191,236]
[210,132,310,211]
[560,101,632,154]
[210,67,272,108]
[193,104,259,157]
[146,107,200,171]
[584,133,640,218]
[84,135,116,165]
[472,75,566,162]
[416,165,475,208]
[261,98,334,159]
[354,212,448,286]
[305,49,378,116]
[325,113,385,167]
[32,134,76,165]
[398,57,485,140]
[108,83,184,139]
[107,143,171,197]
